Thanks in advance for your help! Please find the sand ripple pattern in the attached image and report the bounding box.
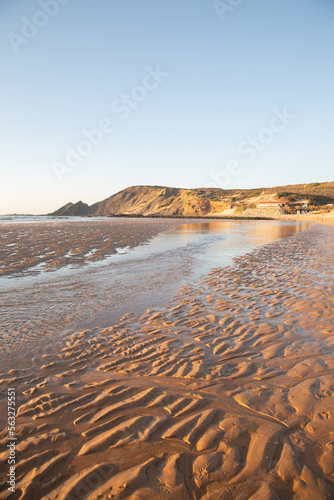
[1,225,334,499]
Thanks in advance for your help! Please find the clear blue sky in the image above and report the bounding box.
[1,0,333,213]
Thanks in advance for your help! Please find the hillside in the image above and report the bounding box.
[50,182,334,218]
[51,201,91,216]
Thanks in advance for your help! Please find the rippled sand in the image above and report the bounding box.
[0,219,310,359]
[1,224,334,499]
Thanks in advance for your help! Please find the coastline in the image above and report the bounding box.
[0,216,278,278]
[0,219,311,365]
[0,218,190,277]
[1,223,334,498]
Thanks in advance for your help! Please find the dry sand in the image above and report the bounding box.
[1,224,334,499]
[282,212,334,225]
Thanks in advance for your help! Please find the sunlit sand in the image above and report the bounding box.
[1,221,334,499]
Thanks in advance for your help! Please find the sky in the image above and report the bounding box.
[0,0,333,214]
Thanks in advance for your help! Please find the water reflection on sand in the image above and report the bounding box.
[0,219,312,358]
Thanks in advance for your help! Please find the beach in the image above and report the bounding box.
[1,220,334,499]
[0,218,190,277]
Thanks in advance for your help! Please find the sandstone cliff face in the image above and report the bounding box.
[50,186,223,218]
[92,186,218,217]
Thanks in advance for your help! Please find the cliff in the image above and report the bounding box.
[50,182,334,218]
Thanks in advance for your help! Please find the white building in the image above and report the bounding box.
[257,201,285,208]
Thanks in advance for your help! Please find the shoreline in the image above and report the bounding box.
[0,217,314,278]
[1,224,334,498]
[0,219,311,366]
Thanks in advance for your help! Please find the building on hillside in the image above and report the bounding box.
[256,201,286,208]
[295,199,310,207]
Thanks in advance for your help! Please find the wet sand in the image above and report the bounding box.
[0,218,189,277]
[0,220,309,361]
[1,223,334,499]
